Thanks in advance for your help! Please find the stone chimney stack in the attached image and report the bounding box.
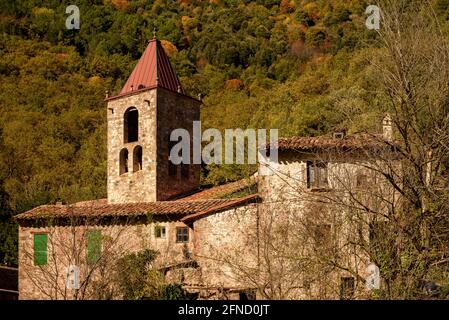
[382,113,393,141]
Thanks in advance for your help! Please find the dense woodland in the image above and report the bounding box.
[0,0,448,267]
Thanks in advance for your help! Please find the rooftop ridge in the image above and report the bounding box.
[117,39,185,97]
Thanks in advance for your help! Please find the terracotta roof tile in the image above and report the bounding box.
[180,194,259,223]
[14,179,259,222]
[110,39,185,99]
[178,177,256,201]
[13,198,257,221]
[274,134,398,152]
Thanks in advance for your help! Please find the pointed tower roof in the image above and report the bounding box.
[118,38,186,96]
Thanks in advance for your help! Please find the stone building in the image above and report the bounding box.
[14,36,398,300]
[15,37,260,300]
[256,128,399,299]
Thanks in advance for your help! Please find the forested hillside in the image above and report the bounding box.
[0,0,448,266]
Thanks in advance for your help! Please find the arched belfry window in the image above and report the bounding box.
[124,107,138,143]
[133,146,143,172]
[119,148,129,175]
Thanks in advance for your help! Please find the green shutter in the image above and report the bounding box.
[86,230,102,264]
[34,234,47,266]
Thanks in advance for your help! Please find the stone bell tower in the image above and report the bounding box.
[105,37,201,204]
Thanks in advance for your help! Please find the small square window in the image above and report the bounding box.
[176,227,189,243]
[154,226,166,239]
[340,277,355,300]
[307,161,328,189]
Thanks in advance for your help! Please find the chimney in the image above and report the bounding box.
[333,132,345,139]
[382,113,393,141]
[332,128,346,139]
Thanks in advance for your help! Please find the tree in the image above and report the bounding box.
[266,0,449,299]
[204,0,449,298]
[116,249,187,300]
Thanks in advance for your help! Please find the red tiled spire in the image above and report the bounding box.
[119,38,185,96]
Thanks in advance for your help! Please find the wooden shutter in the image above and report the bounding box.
[86,230,102,264]
[34,234,47,266]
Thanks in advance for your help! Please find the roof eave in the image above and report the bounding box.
[180,194,260,224]
[104,86,201,103]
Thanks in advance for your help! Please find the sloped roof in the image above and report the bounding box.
[110,39,185,100]
[14,179,259,222]
[178,177,256,201]
[274,134,398,153]
[13,197,259,221]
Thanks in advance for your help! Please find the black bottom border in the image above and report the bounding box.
[2,300,448,319]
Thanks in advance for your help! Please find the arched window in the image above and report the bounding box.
[133,146,143,172]
[181,164,189,179]
[119,148,129,175]
[124,107,138,143]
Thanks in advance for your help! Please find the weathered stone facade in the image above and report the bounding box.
[107,89,157,203]
[107,87,200,204]
[17,203,258,300]
[18,219,196,300]
[256,146,397,299]
[192,204,259,291]
[156,88,201,200]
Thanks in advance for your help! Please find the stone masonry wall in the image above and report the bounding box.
[107,88,201,203]
[18,220,195,300]
[107,90,158,203]
[156,88,201,200]
[192,204,259,291]
[257,151,388,299]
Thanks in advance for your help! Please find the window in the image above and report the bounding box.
[356,173,368,188]
[176,227,189,243]
[86,230,102,265]
[313,224,332,247]
[154,226,166,239]
[133,145,143,172]
[119,148,129,175]
[239,290,256,300]
[124,107,138,143]
[307,161,328,189]
[33,234,47,266]
[340,277,355,300]
[168,140,177,177]
[181,163,189,179]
